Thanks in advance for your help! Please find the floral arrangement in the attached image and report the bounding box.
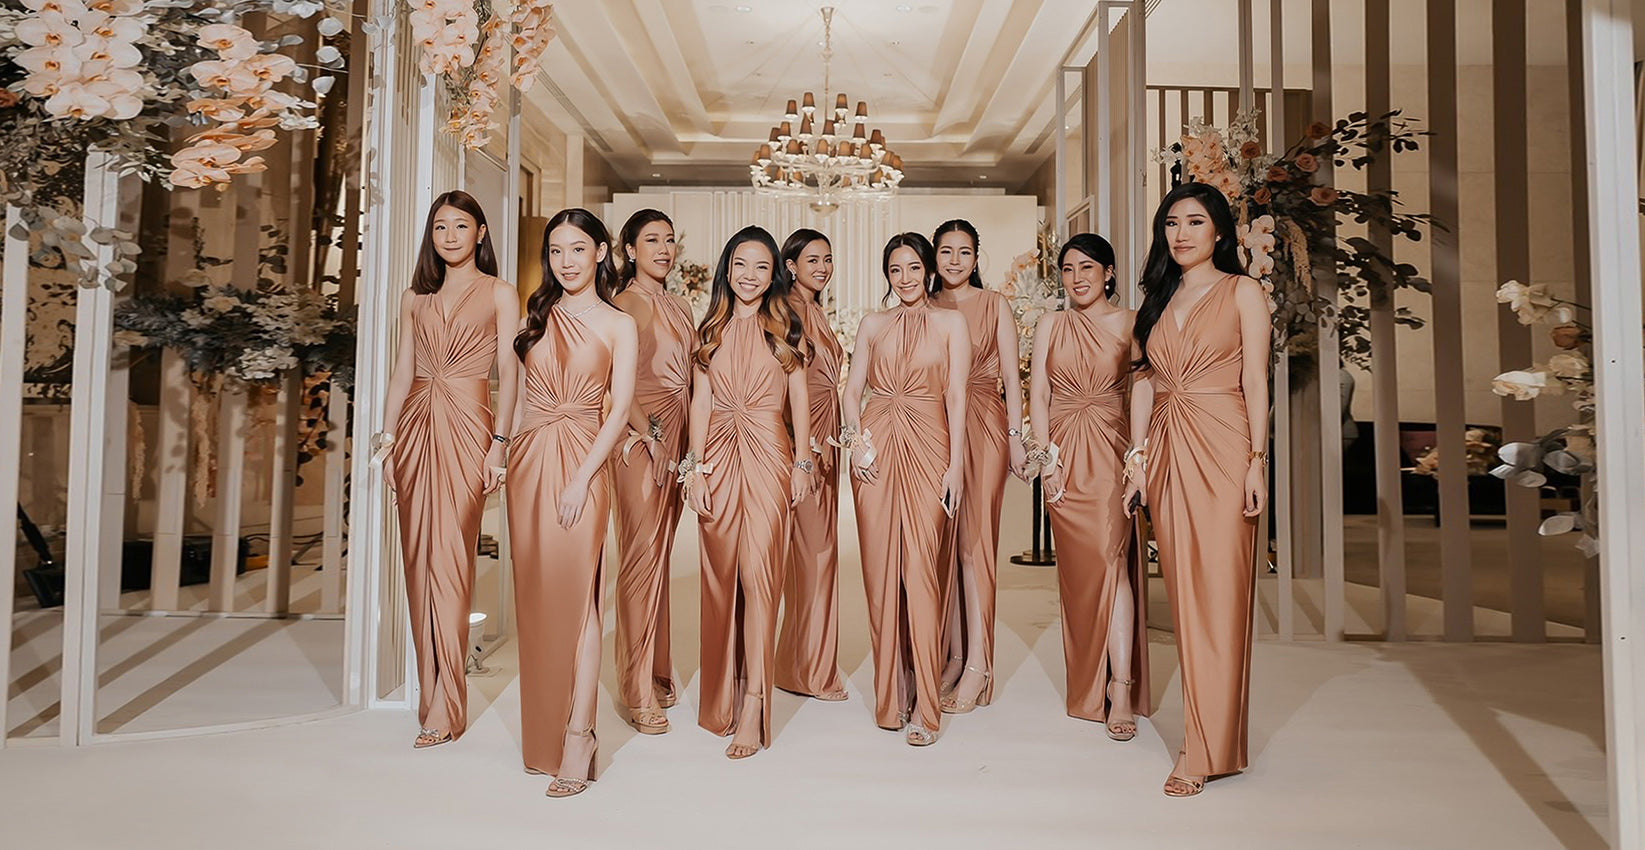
[1155,110,1434,375]
[662,232,711,321]
[999,219,1064,414]
[1,0,338,287]
[1488,280,1597,555]
[1409,426,1500,478]
[413,0,556,149]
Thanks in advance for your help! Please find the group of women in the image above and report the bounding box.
[379,180,1270,801]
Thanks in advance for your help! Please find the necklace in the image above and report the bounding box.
[559,300,598,319]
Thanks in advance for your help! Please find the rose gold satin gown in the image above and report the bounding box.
[775,293,846,697]
[697,315,794,747]
[1044,309,1150,722]
[853,304,951,733]
[507,309,614,776]
[612,284,693,711]
[391,282,496,739]
[1145,274,1258,777]
[939,290,1010,700]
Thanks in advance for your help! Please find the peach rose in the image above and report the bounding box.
[1253,186,1272,204]
[1549,323,1588,350]
[1266,165,1289,183]
[1307,121,1331,139]
[1309,185,1340,206]
[1294,152,1320,173]
[1240,140,1262,160]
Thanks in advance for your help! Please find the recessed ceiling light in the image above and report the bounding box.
[651,173,661,178]
[896,3,912,10]
[735,4,751,11]
[978,174,987,179]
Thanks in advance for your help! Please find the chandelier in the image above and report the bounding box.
[749,6,904,213]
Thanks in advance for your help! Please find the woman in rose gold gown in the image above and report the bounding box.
[774,229,849,701]
[842,232,969,746]
[682,226,814,760]
[1029,233,1149,741]
[610,209,695,734]
[930,220,1026,714]
[507,208,637,798]
[381,190,519,749]
[1123,184,1271,797]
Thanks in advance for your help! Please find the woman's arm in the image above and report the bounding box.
[994,294,1028,478]
[684,365,713,514]
[1123,332,1153,517]
[555,313,638,528]
[940,313,971,513]
[787,366,813,504]
[1235,277,1274,517]
[841,312,879,482]
[379,290,418,490]
[484,282,522,493]
[1027,313,1065,500]
[613,289,657,440]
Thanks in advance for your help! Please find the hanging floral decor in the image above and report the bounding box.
[662,231,711,322]
[411,0,555,149]
[1,0,341,288]
[1489,280,1600,557]
[998,219,1064,414]
[1154,109,1434,376]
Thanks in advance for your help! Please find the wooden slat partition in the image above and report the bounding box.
[1311,0,1345,641]
[0,207,29,743]
[1270,0,1294,640]
[1565,0,1599,644]
[1493,0,1545,641]
[1365,0,1406,640]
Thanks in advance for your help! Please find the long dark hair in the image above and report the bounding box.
[932,218,983,289]
[880,231,939,303]
[617,208,674,293]
[514,208,619,361]
[1059,233,1118,300]
[694,226,807,373]
[1132,183,1246,369]
[780,228,831,304]
[411,190,498,294]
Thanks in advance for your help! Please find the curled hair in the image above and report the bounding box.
[1059,233,1119,299]
[880,231,939,303]
[1132,183,1246,370]
[411,190,498,294]
[514,208,619,360]
[932,218,983,289]
[616,208,674,294]
[694,225,808,373]
[781,228,831,304]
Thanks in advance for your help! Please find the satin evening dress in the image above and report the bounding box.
[938,289,1011,701]
[612,284,694,711]
[775,293,847,697]
[697,315,795,748]
[853,304,952,733]
[1145,274,1258,777]
[391,280,496,740]
[507,308,614,776]
[1043,309,1150,723]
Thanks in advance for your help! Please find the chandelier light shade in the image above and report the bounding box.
[751,5,904,212]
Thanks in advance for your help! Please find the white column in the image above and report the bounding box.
[0,206,29,745]
[1581,2,1645,844]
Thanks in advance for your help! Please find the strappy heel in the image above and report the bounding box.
[940,665,993,714]
[1105,677,1138,742]
[1163,751,1205,798]
[413,728,451,749]
[904,723,939,747]
[545,728,596,798]
[725,692,764,760]
[626,701,669,735]
[654,678,678,709]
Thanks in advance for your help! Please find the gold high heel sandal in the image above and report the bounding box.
[1163,751,1205,798]
[725,693,763,760]
[627,704,669,735]
[545,728,596,798]
[940,665,993,714]
[413,728,452,749]
[654,678,678,709]
[1105,677,1138,742]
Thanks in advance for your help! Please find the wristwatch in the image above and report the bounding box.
[794,459,815,474]
[1007,428,1022,438]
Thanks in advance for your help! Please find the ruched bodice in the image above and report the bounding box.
[1047,308,1129,462]
[632,284,695,462]
[795,295,843,446]
[409,282,497,383]
[517,309,611,439]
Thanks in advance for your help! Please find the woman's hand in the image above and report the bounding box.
[816,439,834,476]
[790,465,815,505]
[1042,464,1067,505]
[1243,461,1267,517]
[1008,436,1029,481]
[557,474,591,529]
[685,470,710,516]
[482,443,507,494]
[1123,473,1146,519]
[939,464,964,517]
[646,437,672,489]
[851,445,879,485]
[383,459,396,496]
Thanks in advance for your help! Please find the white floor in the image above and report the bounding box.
[0,480,1611,848]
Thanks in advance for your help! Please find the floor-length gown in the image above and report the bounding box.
[697,315,794,747]
[508,309,614,775]
[391,281,496,739]
[939,290,1010,702]
[1145,274,1258,777]
[853,304,952,733]
[1043,309,1150,722]
[612,284,693,711]
[775,293,846,697]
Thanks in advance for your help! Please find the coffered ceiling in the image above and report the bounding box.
[526,1,1111,189]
